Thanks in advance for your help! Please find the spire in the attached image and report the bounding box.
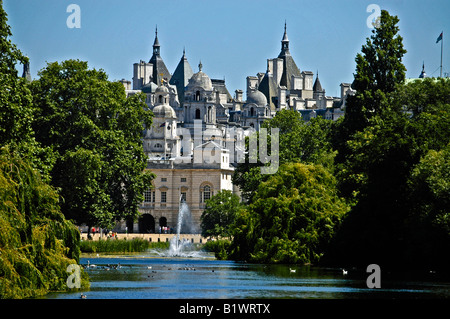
[281,20,289,53]
[153,25,160,56]
[313,71,324,93]
[419,61,427,78]
[22,58,31,82]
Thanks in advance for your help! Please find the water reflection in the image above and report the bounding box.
[42,255,450,299]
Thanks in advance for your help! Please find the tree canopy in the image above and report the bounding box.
[30,60,155,229]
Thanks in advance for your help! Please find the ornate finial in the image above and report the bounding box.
[198,60,203,72]
[285,20,287,32]
[155,25,158,36]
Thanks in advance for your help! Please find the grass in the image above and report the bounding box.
[80,238,170,253]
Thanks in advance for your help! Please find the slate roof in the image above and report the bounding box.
[169,49,194,103]
[277,24,301,90]
[258,72,278,110]
[313,73,324,92]
[149,29,172,85]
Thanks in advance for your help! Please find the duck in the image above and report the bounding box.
[342,269,348,275]
[289,268,296,273]
[80,293,87,299]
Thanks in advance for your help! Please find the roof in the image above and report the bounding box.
[258,72,278,110]
[186,62,213,91]
[211,79,232,101]
[149,28,171,85]
[169,49,194,103]
[313,73,324,92]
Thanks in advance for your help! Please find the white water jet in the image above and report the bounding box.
[151,197,207,258]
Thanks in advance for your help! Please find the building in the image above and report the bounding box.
[117,24,349,234]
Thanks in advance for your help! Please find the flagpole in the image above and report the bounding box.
[440,31,443,78]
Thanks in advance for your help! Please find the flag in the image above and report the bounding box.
[436,32,443,43]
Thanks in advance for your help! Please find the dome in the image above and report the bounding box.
[152,104,176,119]
[246,89,267,107]
[187,71,213,91]
[186,62,213,91]
[155,85,169,94]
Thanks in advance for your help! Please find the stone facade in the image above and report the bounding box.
[118,24,352,234]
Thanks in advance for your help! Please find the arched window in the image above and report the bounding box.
[196,91,201,101]
[200,184,213,203]
[195,108,201,119]
[250,107,255,116]
[158,95,163,103]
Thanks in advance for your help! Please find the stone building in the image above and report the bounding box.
[117,24,350,234]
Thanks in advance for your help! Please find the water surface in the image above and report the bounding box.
[43,253,450,299]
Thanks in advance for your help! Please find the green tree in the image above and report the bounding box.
[30,60,155,229]
[0,1,54,178]
[327,78,450,270]
[230,163,349,264]
[233,110,336,201]
[200,190,243,238]
[0,147,89,298]
[335,10,407,165]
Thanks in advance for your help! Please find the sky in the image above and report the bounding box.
[4,0,449,98]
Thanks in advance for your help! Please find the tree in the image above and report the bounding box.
[30,60,155,229]
[0,147,89,298]
[229,163,349,264]
[327,78,450,270]
[0,1,54,178]
[336,10,407,164]
[200,190,243,238]
[233,110,336,202]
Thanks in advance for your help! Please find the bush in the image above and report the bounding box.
[203,239,231,260]
[80,238,154,253]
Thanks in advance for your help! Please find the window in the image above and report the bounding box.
[181,178,187,182]
[203,185,211,202]
[181,192,187,202]
[161,191,167,203]
[195,108,201,119]
[144,189,152,202]
[161,178,167,182]
[155,143,162,149]
[196,91,201,101]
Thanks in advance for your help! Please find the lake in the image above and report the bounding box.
[43,251,450,299]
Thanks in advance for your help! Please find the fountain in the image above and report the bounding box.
[152,197,206,258]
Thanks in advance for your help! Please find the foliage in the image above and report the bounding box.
[0,1,54,179]
[335,10,407,165]
[203,239,231,260]
[233,110,336,201]
[200,190,243,238]
[0,147,89,299]
[80,238,153,253]
[229,163,350,264]
[30,60,155,229]
[327,78,450,270]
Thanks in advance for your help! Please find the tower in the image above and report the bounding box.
[419,62,427,78]
[277,21,301,90]
[148,26,172,86]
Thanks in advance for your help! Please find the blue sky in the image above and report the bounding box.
[4,0,449,97]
